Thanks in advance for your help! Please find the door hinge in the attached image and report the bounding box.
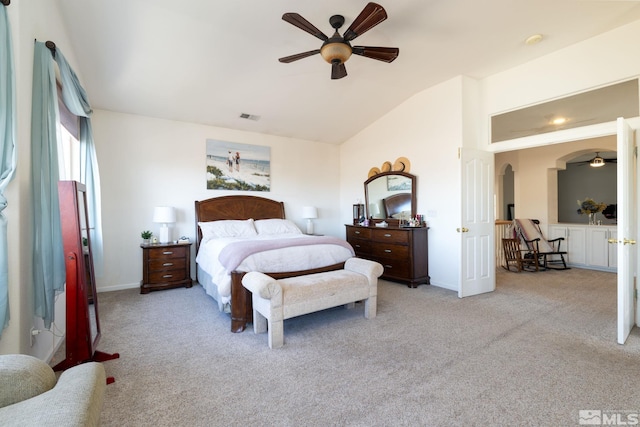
[457,147,461,159]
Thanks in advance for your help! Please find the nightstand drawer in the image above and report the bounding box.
[148,258,187,271]
[147,246,188,260]
[148,268,188,284]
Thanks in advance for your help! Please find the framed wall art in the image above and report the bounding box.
[205,139,271,191]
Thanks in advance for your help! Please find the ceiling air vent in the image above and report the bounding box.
[239,113,260,121]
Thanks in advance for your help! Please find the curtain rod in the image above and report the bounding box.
[1,1,10,6]
[45,40,56,56]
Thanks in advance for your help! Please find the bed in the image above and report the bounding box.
[194,195,355,332]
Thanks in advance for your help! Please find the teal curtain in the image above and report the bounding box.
[55,50,104,276]
[31,42,65,329]
[31,42,105,328]
[0,5,17,337]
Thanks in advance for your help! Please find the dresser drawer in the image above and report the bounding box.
[348,238,370,253]
[372,244,409,260]
[370,228,409,245]
[373,257,410,278]
[147,245,188,260]
[347,227,372,240]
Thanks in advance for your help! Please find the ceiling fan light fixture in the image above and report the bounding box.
[590,153,606,168]
[320,42,352,64]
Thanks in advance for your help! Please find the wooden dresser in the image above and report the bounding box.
[345,225,429,287]
[140,243,193,294]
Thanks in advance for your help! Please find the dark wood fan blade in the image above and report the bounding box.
[352,46,399,63]
[278,49,321,63]
[282,13,328,42]
[343,2,387,42]
[331,62,347,79]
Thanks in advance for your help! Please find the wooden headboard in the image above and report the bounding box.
[383,193,412,218]
[194,195,285,251]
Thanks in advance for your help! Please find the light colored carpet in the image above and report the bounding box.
[89,268,640,426]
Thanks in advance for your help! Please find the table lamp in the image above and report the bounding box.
[153,206,176,243]
[302,206,318,235]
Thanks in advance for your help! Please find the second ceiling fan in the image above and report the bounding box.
[278,2,399,80]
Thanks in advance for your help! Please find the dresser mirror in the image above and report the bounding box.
[364,171,416,221]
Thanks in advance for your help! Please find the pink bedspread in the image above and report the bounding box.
[218,236,355,271]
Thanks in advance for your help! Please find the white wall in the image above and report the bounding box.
[340,77,466,291]
[92,110,341,292]
[481,20,640,144]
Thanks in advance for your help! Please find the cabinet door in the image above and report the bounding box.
[566,226,586,266]
[548,226,567,242]
[587,227,609,268]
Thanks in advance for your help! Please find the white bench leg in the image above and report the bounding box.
[268,318,284,349]
[253,310,267,334]
[364,296,377,319]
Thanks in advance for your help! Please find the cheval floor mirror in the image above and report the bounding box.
[54,180,119,384]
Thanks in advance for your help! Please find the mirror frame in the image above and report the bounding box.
[364,171,416,222]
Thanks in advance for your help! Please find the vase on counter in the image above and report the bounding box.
[588,213,595,225]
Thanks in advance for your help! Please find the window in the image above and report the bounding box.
[57,83,80,181]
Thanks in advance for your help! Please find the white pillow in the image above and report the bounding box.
[198,219,257,240]
[254,219,302,235]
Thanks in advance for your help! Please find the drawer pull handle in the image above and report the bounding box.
[163,251,173,255]
[384,249,392,253]
[355,231,361,235]
[355,244,361,248]
[163,274,173,278]
[384,265,393,269]
[163,263,173,266]
[384,233,392,237]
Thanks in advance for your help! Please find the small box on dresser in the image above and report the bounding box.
[140,242,193,294]
[345,224,429,288]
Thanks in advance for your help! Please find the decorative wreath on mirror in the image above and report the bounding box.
[368,157,410,178]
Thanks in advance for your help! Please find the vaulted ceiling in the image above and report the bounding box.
[57,0,640,145]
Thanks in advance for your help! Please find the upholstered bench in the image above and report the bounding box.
[242,257,383,348]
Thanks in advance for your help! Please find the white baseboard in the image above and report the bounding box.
[429,281,457,292]
[97,282,140,293]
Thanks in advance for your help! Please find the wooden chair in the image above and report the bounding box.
[514,219,569,270]
[502,238,539,272]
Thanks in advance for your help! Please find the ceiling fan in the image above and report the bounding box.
[278,2,399,80]
[574,152,617,167]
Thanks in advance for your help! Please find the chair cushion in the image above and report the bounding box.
[0,354,57,408]
[515,219,555,253]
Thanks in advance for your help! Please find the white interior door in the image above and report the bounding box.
[616,117,637,344]
[459,148,495,297]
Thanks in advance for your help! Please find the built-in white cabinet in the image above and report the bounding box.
[548,224,617,272]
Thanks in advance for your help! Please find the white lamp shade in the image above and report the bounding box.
[153,206,176,224]
[301,206,318,219]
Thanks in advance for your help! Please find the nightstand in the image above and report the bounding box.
[140,242,193,294]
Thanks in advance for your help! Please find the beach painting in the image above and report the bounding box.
[206,139,271,191]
